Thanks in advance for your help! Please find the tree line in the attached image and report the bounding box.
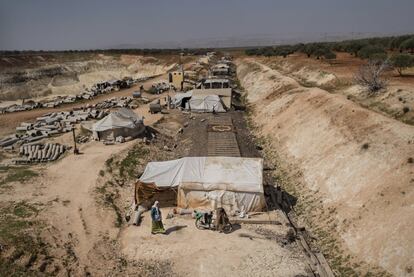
[245,34,414,76]
[0,48,211,57]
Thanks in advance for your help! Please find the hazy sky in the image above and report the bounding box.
[1,0,413,50]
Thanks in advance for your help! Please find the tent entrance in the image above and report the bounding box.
[134,181,176,208]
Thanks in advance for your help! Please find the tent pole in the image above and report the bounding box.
[72,127,79,155]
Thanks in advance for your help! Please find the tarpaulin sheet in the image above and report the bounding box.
[172,91,193,106]
[177,189,264,212]
[92,108,143,132]
[139,157,263,193]
[189,95,226,113]
[139,157,265,212]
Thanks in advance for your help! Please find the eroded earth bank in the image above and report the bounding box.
[236,58,414,276]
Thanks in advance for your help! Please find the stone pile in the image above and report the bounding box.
[14,143,68,164]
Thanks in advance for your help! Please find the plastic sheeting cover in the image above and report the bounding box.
[139,157,263,193]
[92,108,143,132]
[172,91,193,106]
[189,95,225,113]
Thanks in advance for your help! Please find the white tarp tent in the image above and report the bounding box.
[138,157,265,213]
[189,94,226,113]
[172,91,193,108]
[92,108,145,140]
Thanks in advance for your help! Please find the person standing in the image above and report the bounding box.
[151,201,165,234]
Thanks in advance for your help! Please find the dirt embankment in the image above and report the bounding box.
[236,58,414,276]
[256,53,414,126]
[0,54,177,101]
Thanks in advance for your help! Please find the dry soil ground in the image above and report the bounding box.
[236,57,414,277]
[255,52,414,126]
[0,68,311,276]
[5,50,413,276]
[121,209,307,277]
[0,54,179,101]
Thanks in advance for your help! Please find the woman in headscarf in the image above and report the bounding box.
[150,201,165,234]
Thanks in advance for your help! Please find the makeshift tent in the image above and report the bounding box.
[189,95,226,113]
[91,108,145,140]
[172,91,192,108]
[136,157,265,213]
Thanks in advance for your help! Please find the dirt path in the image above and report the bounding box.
[39,140,131,263]
[29,89,168,271]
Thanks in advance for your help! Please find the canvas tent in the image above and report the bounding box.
[91,108,145,140]
[136,157,265,213]
[189,95,226,113]
[172,91,193,108]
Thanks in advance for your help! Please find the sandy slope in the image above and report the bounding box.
[0,54,177,101]
[40,140,130,266]
[237,58,414,276]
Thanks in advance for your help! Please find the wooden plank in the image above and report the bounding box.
[230,219,282,225]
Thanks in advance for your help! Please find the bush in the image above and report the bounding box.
[354,59,390,95]
[390,54,414,76]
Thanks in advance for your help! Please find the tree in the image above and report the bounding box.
[389,35,412,51]
[324,51,337,60]
[263,47,275,57]
[390,54,414,76]
[354,59,390,95]
[245,48,259,56]
[274,46,295,58]
[345,40,368,57]
[303,44,317,58]
[400,37,414,53]
[312,48,325,59]
[357,45,386,59]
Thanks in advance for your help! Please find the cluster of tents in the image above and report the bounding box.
[83,76,264,215]
[89,111,265,215]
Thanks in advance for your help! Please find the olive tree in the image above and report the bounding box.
[390,54,414,76]
[401,38,414,53]
[357,45,386,59]
[345,41,368,57]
